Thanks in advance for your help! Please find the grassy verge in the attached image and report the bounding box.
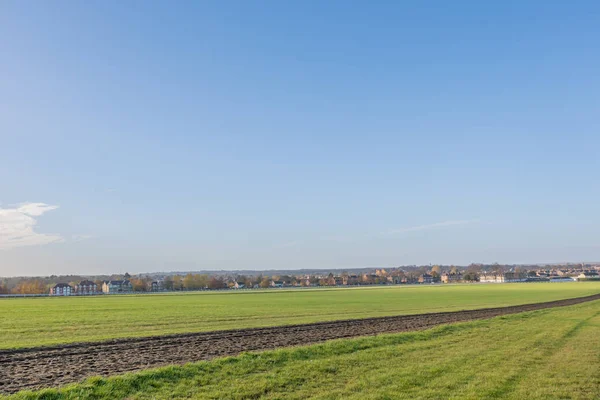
[6,299,600,399]
[1,282,599,349]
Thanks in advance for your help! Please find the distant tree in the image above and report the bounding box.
[13,279,46,294]
[163,276,174,290]
[467,263,483,273]
[491,263,505,274]
[183,273,197,290]
[243,276,254,287]
[172,275,184,290]
[198,274,209,288]
[130,278,148,292]
[417,265,429,274]
[124,272,131,279]
[182,274,209,290]
[463,272,479,282]
[430,265,441,281]
[450,266,458,274]
[207,276,225,290]
[404,271,418,283]
[259,277,271,288]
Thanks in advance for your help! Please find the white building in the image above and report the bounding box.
[479,272,526,283]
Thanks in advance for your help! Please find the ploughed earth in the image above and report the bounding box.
[1,293,600,394]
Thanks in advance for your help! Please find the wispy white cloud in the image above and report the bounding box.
[385,219,480,235]
[71,234,93,243]
[0,203,64,250]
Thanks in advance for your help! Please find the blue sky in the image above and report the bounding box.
[1,1,599,276]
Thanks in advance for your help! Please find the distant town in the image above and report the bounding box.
[1,263,599,297]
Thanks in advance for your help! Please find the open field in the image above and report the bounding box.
[2,294,598,394]
[6,298,600,399]
[1,282,600,349]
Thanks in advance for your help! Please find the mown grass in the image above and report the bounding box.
[1,282,599,349]
[7,299,600,399]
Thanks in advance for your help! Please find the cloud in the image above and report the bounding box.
[72,234,93,242]
[0,203,64,250]
[385,219,480,235]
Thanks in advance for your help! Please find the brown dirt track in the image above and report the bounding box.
[1,293,600,395]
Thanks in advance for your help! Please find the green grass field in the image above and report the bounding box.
[1,282,599,349]
[7,298,600,400]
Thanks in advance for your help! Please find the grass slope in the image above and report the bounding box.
[1,282,599,349]
[7,299,600,399]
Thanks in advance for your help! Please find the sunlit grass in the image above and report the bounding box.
[1,282,599,349]
[7,299,600,399]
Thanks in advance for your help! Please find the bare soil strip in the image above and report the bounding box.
[1,293,599,395]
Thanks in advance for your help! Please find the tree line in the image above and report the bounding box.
[0,263,541,295]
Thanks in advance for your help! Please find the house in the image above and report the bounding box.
[503,272,527,282]
[362,273,378,284]
[479,271,526,283]
[50,283,73,296]
[441,272,462,283]
[343,274,360,285]
[151,281,163,291]
[479,273,504,283]
[74,280,97,295]
[102,280,133,293]
[578,271,600,280]
[327,276,343,286]
[233,282,245,289]
[418,274,433,284]
[270,280,284,288]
